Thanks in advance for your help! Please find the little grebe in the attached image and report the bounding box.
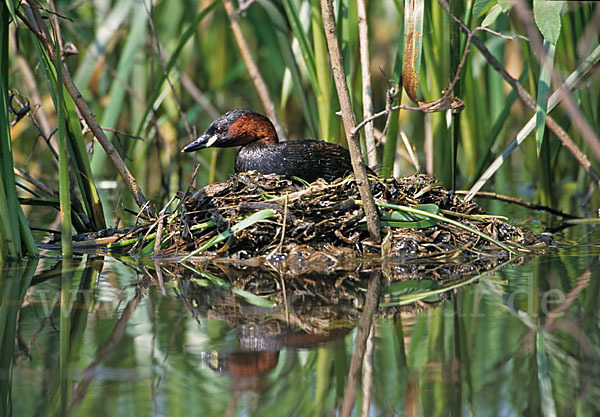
[182,109,357,183]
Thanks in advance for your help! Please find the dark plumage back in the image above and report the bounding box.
[235,139,355,183]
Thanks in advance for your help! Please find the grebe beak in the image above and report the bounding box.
[182,133,219,152]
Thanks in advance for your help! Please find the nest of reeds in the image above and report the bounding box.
[145,172,541,260]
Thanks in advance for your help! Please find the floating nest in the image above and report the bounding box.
[145,172,540,259]
[75,172,544,263]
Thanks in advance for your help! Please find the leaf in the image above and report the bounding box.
[4,0,17,24]
[379,204,440,229]
[535,40,556,156]
[481,4,502,28]
[473,0,496,17]
[533,0,564,45]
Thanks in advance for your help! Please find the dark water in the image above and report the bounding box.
[2,225,599,417]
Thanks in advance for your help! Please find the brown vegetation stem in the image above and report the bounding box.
[221,0,287,141]
[356,0,377,168]
[513,0,600,163]
[18,4,155,217]
[340,272,380,417]
[437,0,600,190]
[320,0,381,242]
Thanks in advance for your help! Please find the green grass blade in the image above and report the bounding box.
[283,0,320,94]
[449,0,462,189]
[378,204,440,228]
[470,67,529,186]
[310,0,335,140]
[3,0,16,25]
[55,24,73,258]
[381,18,405,178]
[535,40,556,156]
[467,43,600,200]
[31,33,106,232]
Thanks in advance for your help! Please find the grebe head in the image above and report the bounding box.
[182,109,278,152]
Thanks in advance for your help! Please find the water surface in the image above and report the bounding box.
[2,225,599,417]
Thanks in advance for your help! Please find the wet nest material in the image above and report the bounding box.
[100,172,542,262]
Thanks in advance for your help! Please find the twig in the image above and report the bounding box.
[102,128,145,141]
[356,0,377,168]
[18,3,155,217]
[455,190,580,219]
[437,0,600,194]
[320,0,381,242]
[14,167,58,197]
[221,0,287,141]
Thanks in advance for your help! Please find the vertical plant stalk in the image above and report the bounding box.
[221,0,287,141]
[54,21,72,257]
[449,0,461,189]
[320,0,381,242]
[356,0,377,168]
[18,4,154,217]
